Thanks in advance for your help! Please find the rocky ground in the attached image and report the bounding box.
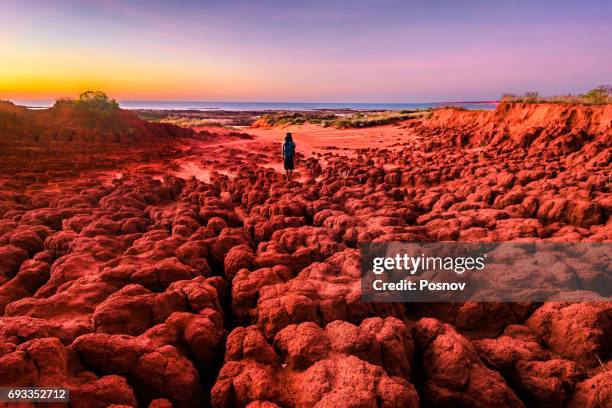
[0,101,610,407]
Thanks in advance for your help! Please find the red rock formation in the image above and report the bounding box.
[212,318,419,408]
[0,100,201,145]
[414,318,524,407]
[0,101,610,406]
[416,102,612,155]
[475,324,586,407]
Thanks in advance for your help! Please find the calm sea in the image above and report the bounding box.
[13,100,497,111]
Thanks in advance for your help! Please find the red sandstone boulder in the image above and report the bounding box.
[569,370,612,408]
[526,302,611,368]
[0,245,29,285]
[212,319,419,408]
[0,337,138,407]
[475,324,585,406]
[414,318,524,407]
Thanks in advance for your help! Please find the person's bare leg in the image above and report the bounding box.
[285,170,289,181]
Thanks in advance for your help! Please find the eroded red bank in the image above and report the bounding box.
[0,101,610,407]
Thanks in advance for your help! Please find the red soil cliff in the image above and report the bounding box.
[0,100,201,145]
[415,102,612,155]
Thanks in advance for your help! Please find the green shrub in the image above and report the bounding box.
[74,91,119,112]
[582,85,612,104]
[501,86,611,105]
[55,91,119,114]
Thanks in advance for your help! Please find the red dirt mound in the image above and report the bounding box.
[414,102,612,155]
[0,101,238,177]
[0,100,201,145]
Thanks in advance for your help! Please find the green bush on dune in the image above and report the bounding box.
[52,91,125,131]
[582,86,612,104]
[502,85,612,105]
[55,91,120,114]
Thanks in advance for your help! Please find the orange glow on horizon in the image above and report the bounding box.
[0,44,270,101]
[0,71,257,102]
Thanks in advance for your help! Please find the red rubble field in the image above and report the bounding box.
[212,318,419,408]
[0,101,610,407]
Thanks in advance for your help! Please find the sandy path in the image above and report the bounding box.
[77,122,418,186]
[246,122,419,156]
[169,122,420,183]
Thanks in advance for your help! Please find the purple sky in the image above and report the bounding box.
[1,0,611,101]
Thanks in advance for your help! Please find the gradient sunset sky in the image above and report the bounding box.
[1,0,611,102]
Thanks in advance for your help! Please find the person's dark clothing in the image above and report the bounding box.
[282,140,296,170]
[284,155,295,170]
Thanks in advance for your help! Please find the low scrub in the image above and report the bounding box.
[502,85,612,105]
[154,116,229,128]
[327,110,429,128]
[255,110,429,128]
[255,111,336,127]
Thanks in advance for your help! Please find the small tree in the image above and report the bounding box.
[73,91,119,112]
[523,91,540,103]
[581,85,612,104]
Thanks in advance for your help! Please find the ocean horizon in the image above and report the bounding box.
[11,100,498,112]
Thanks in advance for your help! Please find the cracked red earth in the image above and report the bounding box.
[0,101,610,407]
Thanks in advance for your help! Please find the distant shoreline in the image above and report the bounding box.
[11,100,499,112]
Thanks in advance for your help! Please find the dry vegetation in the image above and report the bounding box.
[256,109,431,128]
[502,85,612,105]
[153,116,230,128]
[329,110,431,128]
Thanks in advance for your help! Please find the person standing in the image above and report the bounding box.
[282,132,296,181]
